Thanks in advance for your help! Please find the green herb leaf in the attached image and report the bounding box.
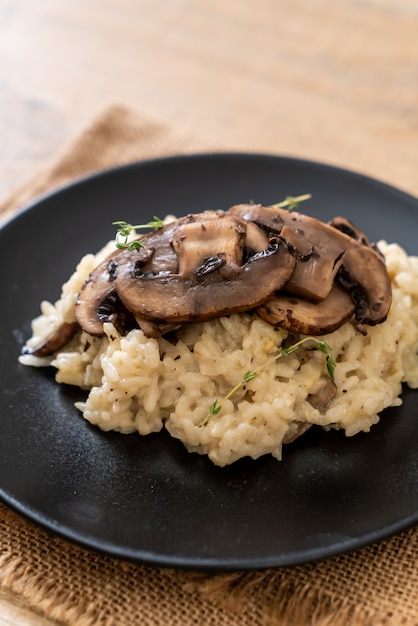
[326,355,336,382]
[209,400,222,416]
[113,216,163,250]
[126,240,144,251]
[242,370,258,383]
[278,344,296,357]
[271,193,312,211]
[316,340,333,354]
[146,216,164,229]
[112,221,133,238]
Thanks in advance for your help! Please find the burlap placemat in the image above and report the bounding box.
[1,104,417,626]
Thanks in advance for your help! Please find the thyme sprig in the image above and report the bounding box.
[271,193,312,211]
[206,336,335,421]
[113,217,164,250]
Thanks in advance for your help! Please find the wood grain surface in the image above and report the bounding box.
[1,0,417,204]
[0,0,417,623]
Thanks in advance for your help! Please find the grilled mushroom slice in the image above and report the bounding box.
[75,212,229,336]
[75,217,184,336]
[134,317,181,338]
[172,213,247,276]
[282,422,312,445]
[22,321,78,357]
[278,224,345,303]
[75,249,139,336]
[229,203,348,302]
[229,203,392,326]
[282,377,337,445]
[329,215,385,260]
[257,283,356,335]
[115,214,296,324]
[74,203,391,342]
[307,377,337,412]
[337,244,392,326]
[328,216,371,246]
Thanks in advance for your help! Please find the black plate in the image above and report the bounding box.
[1,153,418,571]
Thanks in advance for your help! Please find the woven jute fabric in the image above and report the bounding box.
[1,104,417,626]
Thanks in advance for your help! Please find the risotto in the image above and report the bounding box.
[19,207,418,466]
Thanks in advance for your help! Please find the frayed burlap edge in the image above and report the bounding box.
[0,103,214,222]
[1,497,416,626]
[0,541,406,626]
[186,568,409,626]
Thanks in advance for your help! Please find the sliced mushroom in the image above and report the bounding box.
[257,283,356,335]
[22,321,78,357]
[307,377,337,412]
[329,215,386,262]
[75,213,231,337]
[142,214,218,275]
[75,218,184,336]
[74,204,391,342]
[337,244,392,326]
[328,216,371,246]
[279,224,345,302]
[244,220,270,254]
[229,203,392,326]
[229,203,286,232]
[230,204,348,302]
[172,214,247,276]
[282,422,312,445]
[115,215,296,324]
[75,249,139,336]
[134,317,181,338]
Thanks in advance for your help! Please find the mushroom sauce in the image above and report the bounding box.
[19,206,418,466]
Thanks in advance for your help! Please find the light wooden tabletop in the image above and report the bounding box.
[1,0,417,623]
[2,0,418,205]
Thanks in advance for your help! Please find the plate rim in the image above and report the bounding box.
[2,151,417,231]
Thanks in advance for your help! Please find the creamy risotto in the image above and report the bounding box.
[19,210,418,466]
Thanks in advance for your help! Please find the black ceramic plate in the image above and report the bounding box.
[1,153,418,571]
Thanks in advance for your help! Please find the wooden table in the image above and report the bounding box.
[0,0,417,623]
[1,0,418,204]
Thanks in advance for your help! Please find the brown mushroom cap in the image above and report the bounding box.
[172,214,247,276]
[328,216,371,246]
[307,377,337,412]
[74,248,145,336]
[282,377,337,445]
[134,317,181,338]
[115,214,296,323]
[74,217,183,336]
[278,224,345,303]
[257,282,356,336]
[337,244,392,326]
[282,422,312,445]
[229,203,348,302]
[73,204,392,342]
[22,321,78,357]
[229,203,392,327]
